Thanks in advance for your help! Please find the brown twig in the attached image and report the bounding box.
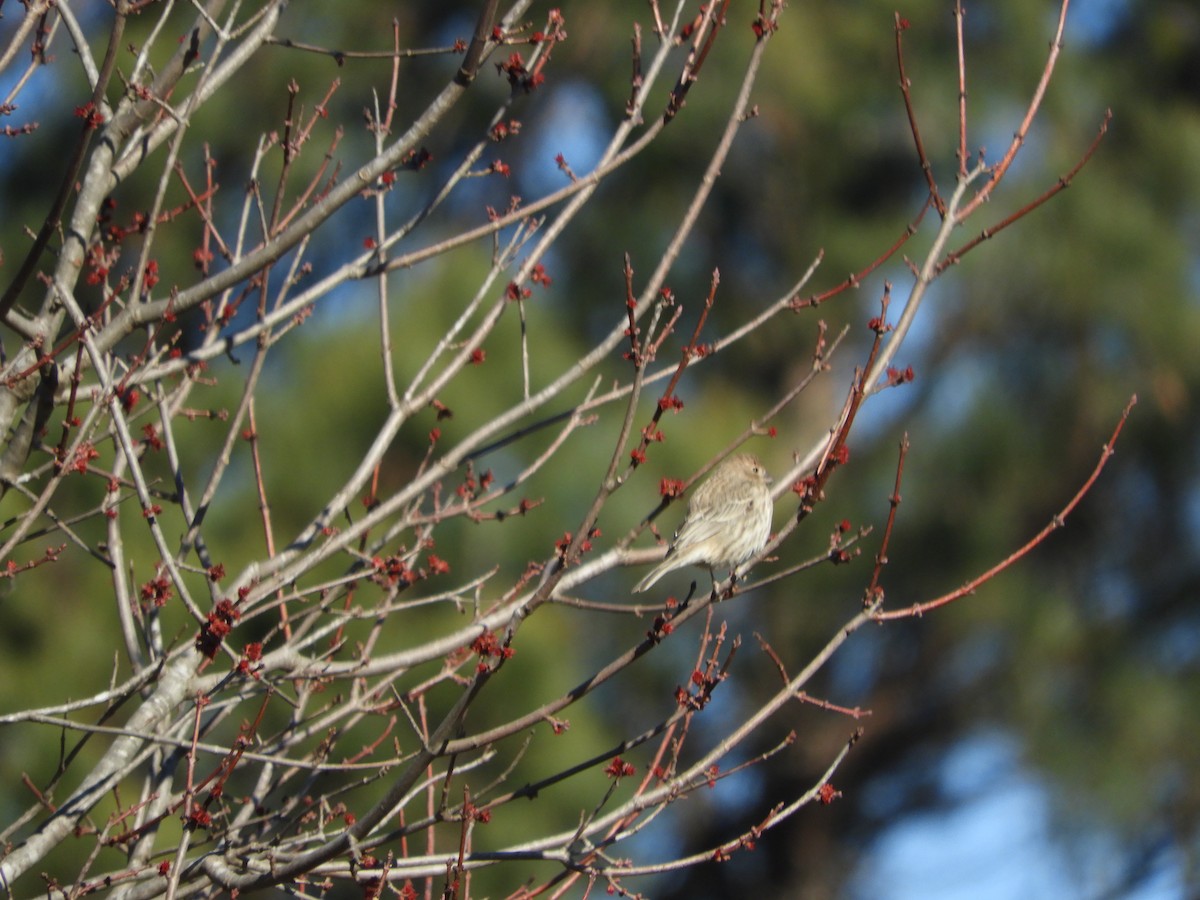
[626,23,644,118]
[455,0,499,86]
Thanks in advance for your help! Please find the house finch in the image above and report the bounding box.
[633,453,773,593]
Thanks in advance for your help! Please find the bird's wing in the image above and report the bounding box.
[670,481,758,547]
[669,514,724,550]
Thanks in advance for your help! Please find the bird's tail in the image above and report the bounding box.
[631,564,666,594]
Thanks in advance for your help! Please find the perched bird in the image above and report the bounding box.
[633,453,773,593]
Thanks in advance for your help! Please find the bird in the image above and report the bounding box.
[632,453,773,593]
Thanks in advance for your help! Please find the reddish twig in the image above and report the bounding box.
[894,14,944,216]
[633,269,720,460]
[273,81,344,235]
[875,395,1136,620]
[665,0,731,120]
[863,434,908,608]
[954,0,968,178]
[381,19,403,135]
[245,403,291,639]
[958,0,1071,218]
[175,149,228,275]
[793,198,929,310]
[793,285,894,520]
[938,109,1111,272]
